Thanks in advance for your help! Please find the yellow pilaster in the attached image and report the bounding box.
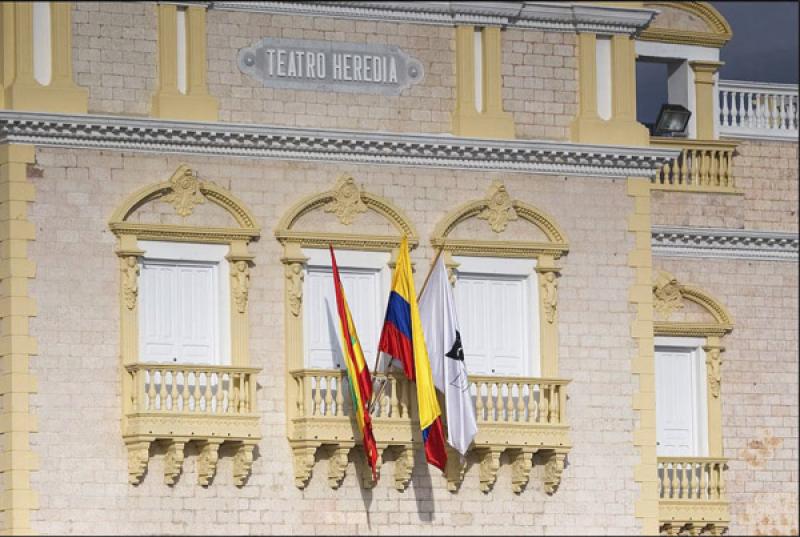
[451,25,515,139]
[571,33,650,146]
[0,143,38,535]
[627,177,658,535]
[151,3,218,121]
[0,2,87,113]
[704,337,724,457]
[690,60,724,140]
[536,255,560,378]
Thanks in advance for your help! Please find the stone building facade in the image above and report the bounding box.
[0,1,796,535]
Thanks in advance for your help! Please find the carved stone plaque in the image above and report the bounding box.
[238,37,425,95]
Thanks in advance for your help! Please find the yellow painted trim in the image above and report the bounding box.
[627,176,658,535]
[109,165,261,486]
[690,60,724,140]
[0,143,38,535]
[570,33,650,146]
[640,2,732,48]
[0,2,87,113]
[451,25,515,139]
[150,3,218,121]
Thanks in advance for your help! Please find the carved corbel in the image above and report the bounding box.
[704,346,723,398]
[126,439,152,485]
[361,446,385,489]
[233,442,256,486]
[445,448,466,492]
[327,445,352,489]
[662,523,681,536]
[163,440,186,485]
[510,449,534,493]
[478,448,502,493]
[197,440,223,486]
[478,181,518,233]
[292,443,318,489]
[542,450,567,494]
[394,446,414,491]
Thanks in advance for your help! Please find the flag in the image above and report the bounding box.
[329,246,379,480]
[419,254,478,457]
[378,237,447,471]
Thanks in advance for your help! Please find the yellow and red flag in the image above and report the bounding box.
[329,245,379,480]
[378,237,447,471]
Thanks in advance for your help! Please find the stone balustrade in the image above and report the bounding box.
[650,138,738,192]
[718,80,798,140]
[658,457,730,536]
[288,368,571,492]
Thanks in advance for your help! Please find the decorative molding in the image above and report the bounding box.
[286,262,304,317]
[164,440,186,485]
[197,441,222,486]
[705,347,722,399]
[327,446,352,489]
[478,181,519,233]
[640,2,732,48]
[541,271,558,324]
[653,270,684,319]
[393,447,414,491]
[210,1,658,35]
[126,440,152,485]
[478,448,501,493]
[324,174,369,225]
[292,443,319,489]
[231,260,251,314]
[0,111,679,178]
[233,443,256,486]
[542,450,566,495]
[162,165,206,217]
[652,226,799,261]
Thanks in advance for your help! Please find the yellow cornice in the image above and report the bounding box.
[640,2,732,48]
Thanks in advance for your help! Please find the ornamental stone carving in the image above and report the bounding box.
[328,446,351,489]
[163,165,206,217]
[479,448,501,493]
[394,447,414,491]
[293,444,317,489]
[478,181,518,233]
[233,443,256,486]
[543,451,566,494]
[127,440,151,485]
[510,450,533,493]
[445,449,466,492]
[286,262,304,317]
[653,270,684,318]
[361,447,384,488]
[231,260,251,314]
[121,256,140,311]
[324,174,368,225]
[164,441,186,486]
[197,441,221,486]
[541,271,558,324]
[706,347,722,398]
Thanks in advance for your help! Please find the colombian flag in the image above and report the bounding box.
[378,237,447,471]
[330,246,379,480]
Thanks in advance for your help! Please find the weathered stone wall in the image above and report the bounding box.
[27,148,640,534]
[655,256,799,536]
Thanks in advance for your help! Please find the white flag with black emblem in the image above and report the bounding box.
[419,255,477,456]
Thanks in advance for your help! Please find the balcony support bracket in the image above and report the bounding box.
[126,437,154,485]
[510,448,535,494]
[164,439,187,485]
[233,441,257,486]
[327,444,353,489]
[292,441,320,489]
[394,446,414,491]
[197,440,223,486]
[478,448,502,493]
[542,449,568,495]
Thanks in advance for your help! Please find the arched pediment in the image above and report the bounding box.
[641,2,733,48]
[109,164,261,243]
[274,174,419,251]
[653,270,734,337]
[431,181,569,259]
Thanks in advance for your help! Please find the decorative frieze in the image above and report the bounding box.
[0,111,679,178]
[324,174,369,225]
[163,165,206,217]
[652,226,799,261]
[478,181,518,233]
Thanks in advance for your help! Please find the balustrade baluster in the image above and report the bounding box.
[720,90,729,127]
[180,371,189,412]
[390,376,399,418]
[678,462,687,499]
[476,382,485,422]
[335,375,344,417]
[145,370,156,411]
[668,462,675,498]
[313,375,322,416]
[679,149,688,185]
[699,461,708,500]
[166,371,176,411]
[658,462,664,498]
[201,371,210,412]
[486,383,495,422]
[777,94,785,129]
[324,376,334,417]
[539,392,549,425]
[711,462,720,500]
[505,383,514,422]
[690,150,699,185]
[718,462,726,498]
[210,373,221,414]
[527,383,536,422]
[550,385,559,423]
[655,164,664,185]
[516,383,525,421]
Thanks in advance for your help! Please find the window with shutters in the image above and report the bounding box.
[302,248,390,370]
[453,256,540,377]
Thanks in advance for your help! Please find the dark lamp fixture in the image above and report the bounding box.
[653,104,691,137]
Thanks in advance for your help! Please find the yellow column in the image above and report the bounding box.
[0,143,39,535]
[451,25,515,139]
[1,2,87,113]
[570,33,649,146]
[151,3,218,121]
[690,60,724,140]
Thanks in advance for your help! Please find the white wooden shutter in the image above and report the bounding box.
[305,267,382,369]
[455,275,529,377]
[140,261,219,365]
[655,349,698,456]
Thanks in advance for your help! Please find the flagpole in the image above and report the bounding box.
[368,243,446,415]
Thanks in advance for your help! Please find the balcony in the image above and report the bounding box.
[650,138,739,193]
[658,457,730,536]
[123,363,261,485]
[718,80,798,141]
[288,368,571,492]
